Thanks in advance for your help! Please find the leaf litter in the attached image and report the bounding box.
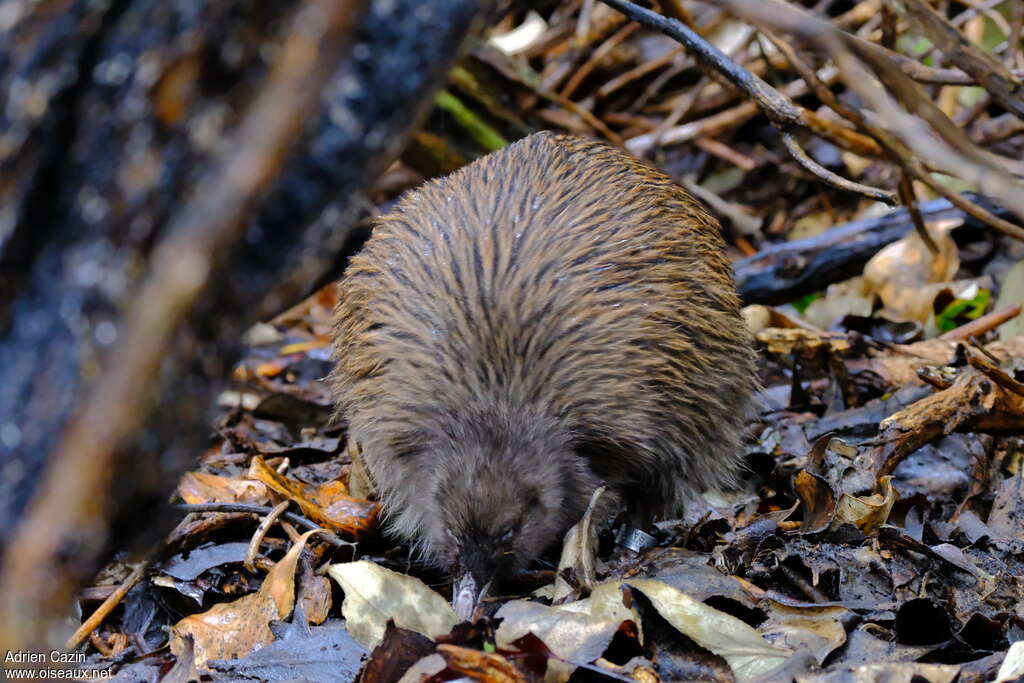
[82,241,1024,683]
[68,3,1024,679]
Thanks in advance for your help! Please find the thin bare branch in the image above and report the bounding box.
[601,0,896,204]
[782,132,897,204]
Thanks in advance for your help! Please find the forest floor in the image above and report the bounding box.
[65,2,1024,681]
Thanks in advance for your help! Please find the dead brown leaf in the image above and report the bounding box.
[247,455,379,536]
[177,471,271,505]
[437,644,531,683]
[169,529,320,669]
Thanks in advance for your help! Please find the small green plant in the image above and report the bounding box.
[935,289,990,332]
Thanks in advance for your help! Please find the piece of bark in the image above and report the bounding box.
[733,194,1012,305]
[871,366,1024,479]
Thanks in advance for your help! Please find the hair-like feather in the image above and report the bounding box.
[330,132,756,577]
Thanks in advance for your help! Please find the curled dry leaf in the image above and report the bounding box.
[169,529,320,670]
[494,596,633,682]
[862,219,961,323]
[247,455,379,536]
[791,470,837,534]
[627,578,793,683]
[552,485,606,604]
[178,471,270,505]
[758,601,849,665]
[436,644,530,683]
[831,476,898,534]
[326,560,458,650]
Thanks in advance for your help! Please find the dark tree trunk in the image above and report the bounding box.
[0,0,490,649]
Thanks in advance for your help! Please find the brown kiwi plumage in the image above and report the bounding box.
[330,131,756,589]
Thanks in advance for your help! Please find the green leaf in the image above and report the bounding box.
[434,90,508,152]
[936,289,990,333]
[791,292,823,314]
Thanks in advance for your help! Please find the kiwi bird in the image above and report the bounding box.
[330,132,756,618]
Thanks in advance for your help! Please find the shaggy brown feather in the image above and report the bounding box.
[330,132,756,584]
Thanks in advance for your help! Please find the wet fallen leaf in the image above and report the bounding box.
[326,560,458,649]
[159,542,251,581]
[206,608,364,681]
[169,529,320,669]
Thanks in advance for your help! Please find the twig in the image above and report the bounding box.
[600,0,895,204]
[244,499,292,572]
[596,45,684,98]
[781,132,897,204]
[601,0,801,127]
[562,21,639,98]
[757,23,1024,242]
[716,0,1024,228]
[966,347,1024,398]
[629,75,709,155]
[897,175,938,255]
[65,559,151,651]
[176,503,357,548]
[694,137,757,171]
[913,169,1024,242]
[887,0,1024,120]
[939,305,1022,341]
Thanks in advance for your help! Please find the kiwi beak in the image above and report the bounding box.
[452,571,490,622]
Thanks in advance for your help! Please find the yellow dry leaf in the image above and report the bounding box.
[327,561,458,649]
[627,579,792,683]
